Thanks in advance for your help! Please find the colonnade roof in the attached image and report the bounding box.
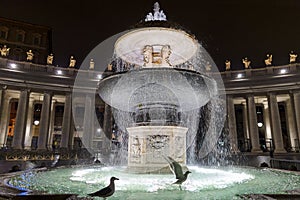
[0,57,299,96]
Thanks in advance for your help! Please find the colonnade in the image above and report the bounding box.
[0,88,110,151]
[227,91,300,153]
[1,86,300,155]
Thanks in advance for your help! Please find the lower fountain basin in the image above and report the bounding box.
[9,166,300,199]
[98,68,217,112]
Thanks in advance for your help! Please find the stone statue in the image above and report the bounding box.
[242,57,251,69]
[0,45,10,57]
[47,53,54,65]
[143,45,153,67]
[264,54,272,66]
[26,50,34,61]
[225,60,231,70]
[145,2,167,21]
[161,45,172,66]
[145,13,154,21]
[290,51,297,63]
[89,59,95,70]
[131,137,141,158]
[69,56,76,67]
[205,62,212,71]
[107,64,113,71]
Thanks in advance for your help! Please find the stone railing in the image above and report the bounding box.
[220,63,300,80]
[270,158,300,171]
[0,148,92,161]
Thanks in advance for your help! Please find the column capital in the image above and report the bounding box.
[226,95,234,100]
[1,85,7,90]
[267,91,277,97]
[43,91,54,96]
[292,90,300,97]
[245,93,255,98]
[20,88,31,93]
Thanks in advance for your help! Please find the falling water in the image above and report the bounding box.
[99,40,227,169]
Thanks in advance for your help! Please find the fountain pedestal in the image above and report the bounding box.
[126,126,188,173]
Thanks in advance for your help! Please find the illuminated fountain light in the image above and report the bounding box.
[279,68,287,74]
[56,70,63,75]
[236,73,244,78]
[10,63,17,68]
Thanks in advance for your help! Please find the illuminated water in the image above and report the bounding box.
[9,166,300,199]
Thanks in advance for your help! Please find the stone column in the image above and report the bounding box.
[246,94,261,152]
[37,92,52,150]
[262,100,273,151]
[61,93,72,148]
[227,95,239,152]
[12,89,30,149]
[267,92,286,153]
[293,92,300,147]
[82,94,93,149]
[242,103,249,139]
[263,101,272,139]
[24,97,34,149]
[68,117,75,149]
[102,103,112,153]
[47,100,56,149]
[0,89,3,110]
[286,94,298,150]
[0,90,11,147]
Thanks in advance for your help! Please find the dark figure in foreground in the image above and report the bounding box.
[88,177,119,199]
[164,156,191,190]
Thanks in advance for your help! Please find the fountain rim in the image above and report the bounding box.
[97,67,217,112]
[4,165,300,197]
[99,67,213,83]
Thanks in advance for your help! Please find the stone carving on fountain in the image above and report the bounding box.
[131,137,141,158]
[130,136,142,164]
[147,135,169,149]
[145,2,167,22]
[143,44,172,67]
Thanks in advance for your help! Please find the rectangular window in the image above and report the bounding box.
[17,33,24,42]
[0,30,7,39]
[33,36,40,45]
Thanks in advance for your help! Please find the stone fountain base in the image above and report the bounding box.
[126,126,188,173]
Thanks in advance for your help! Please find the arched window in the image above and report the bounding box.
[16,30,25,43]
[13,48,24,61]
[32,33,41,46]
[0,26,9,40]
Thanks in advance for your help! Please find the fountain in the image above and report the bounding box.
[98,32,218,171]
[6,3,300,199]
[97,3,223,173]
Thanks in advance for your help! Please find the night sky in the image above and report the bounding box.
[0,0,299,71]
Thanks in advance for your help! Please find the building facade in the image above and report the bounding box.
[0,57,109,151]
[0,18,299,156]
[0,17,52,64]
[0,56,299,155]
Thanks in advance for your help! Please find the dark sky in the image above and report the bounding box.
[0,0,299,71]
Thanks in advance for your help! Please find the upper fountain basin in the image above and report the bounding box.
[114,27,199,66]
[98,68,217,112]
